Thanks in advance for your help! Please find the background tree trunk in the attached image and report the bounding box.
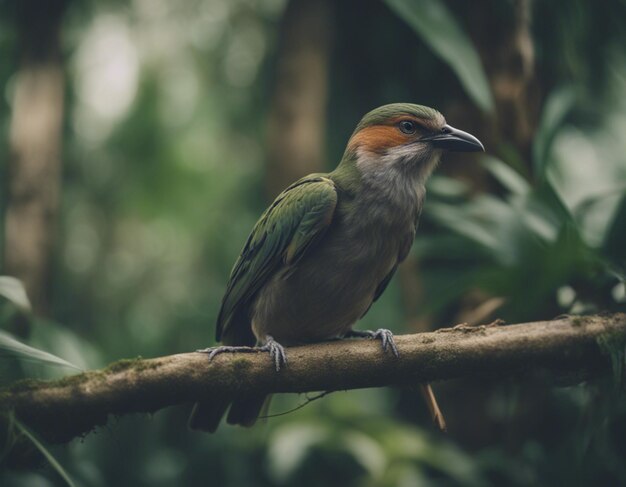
[444,0,539,187]
[265,0,333,198]
[3,0,66,320]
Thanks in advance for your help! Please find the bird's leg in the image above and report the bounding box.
[196,335,287,372]
[344,328,399,357]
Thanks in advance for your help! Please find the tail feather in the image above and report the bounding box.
[191,333,271,432]
[226,395,269,427]
[188,395,271,432]
[188,398,230,433]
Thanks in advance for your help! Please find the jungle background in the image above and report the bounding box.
[1,0,626,485]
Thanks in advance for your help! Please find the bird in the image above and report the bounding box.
[189,103,484,432]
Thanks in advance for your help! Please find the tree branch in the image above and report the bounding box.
[1,314,624,443]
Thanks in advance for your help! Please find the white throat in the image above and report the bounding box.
[350,146,441,229]
[355,146,441,200]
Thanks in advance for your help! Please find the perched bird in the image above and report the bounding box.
[189,103,483,432]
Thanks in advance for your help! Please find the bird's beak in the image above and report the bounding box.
[423,124,484,152]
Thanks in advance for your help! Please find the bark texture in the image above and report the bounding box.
[1,314,624,444]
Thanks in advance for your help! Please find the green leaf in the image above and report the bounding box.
[532,177,577,230]
[13,415,77,487]
[0,330,83,372]
[482,156,530,196]
[533,87,576,180]
[268,423,329,482]
[426,201,502,253]
[341,430,387,478]
[603,194,626,271]
[428,175,469,198]
[29,317,100,373]
[596,330,626,392]
[0,277,31,312]
[384,0,494,112]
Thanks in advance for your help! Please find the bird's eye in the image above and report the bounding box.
[399,120,417,135]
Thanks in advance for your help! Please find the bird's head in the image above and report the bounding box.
[343,103,484,184]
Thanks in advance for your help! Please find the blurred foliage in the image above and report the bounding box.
[384,0,494,113]
[1,0,626,485]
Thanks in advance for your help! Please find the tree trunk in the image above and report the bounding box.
[265,0,333,198]
[444,0,539,187]
[3,0,66,320]
[470,0,539,168]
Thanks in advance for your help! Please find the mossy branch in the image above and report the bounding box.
[1,313,624,443]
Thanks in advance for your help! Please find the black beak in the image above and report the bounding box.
[423,124,484,152]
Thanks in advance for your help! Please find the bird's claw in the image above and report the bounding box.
[259,335,288,372]
[196,345,255,361]
[208,347,234,362]
[345,328,399,357]
[371,328,400,357]
[196,335,287,372]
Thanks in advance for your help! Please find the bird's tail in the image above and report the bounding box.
[188,397,230,433]
[227,395,270,427]
[188,395,270,433]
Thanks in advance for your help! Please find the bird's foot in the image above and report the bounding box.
[257,335,288,372]
[196,335,287,372]
[345,328,399,357]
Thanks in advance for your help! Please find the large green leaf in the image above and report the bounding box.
[603,194,626,275]
[0,330,83,372]
[427,200,502,253]
[384,0,494,113]
[533,87,576,180]
[268,423,329,482]
[0,277,31,312]
[482,156,530,196]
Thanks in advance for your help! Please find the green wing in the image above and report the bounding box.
[216,175,338,343]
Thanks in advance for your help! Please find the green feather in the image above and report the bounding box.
[216,175,338,343]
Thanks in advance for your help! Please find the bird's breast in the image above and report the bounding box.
[251,200,415,345]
